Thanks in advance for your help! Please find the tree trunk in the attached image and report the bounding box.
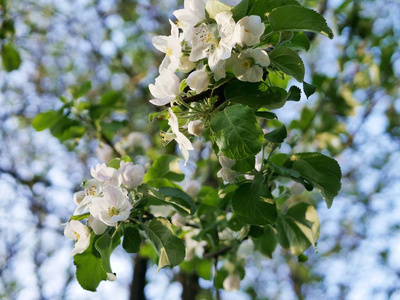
[178,271,200,300]
[130,254,148,300]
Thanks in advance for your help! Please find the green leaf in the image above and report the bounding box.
[232,0,249,21]
[303,81,317,99]
[147,187,196,216]
[265,124,287,143]
[253,225,278,258]
[255,111,277,119]
[232,174,277,225]
[197,259,213,280]
[74,236,107,291]
[268,5,334,39]
[146,178,182,189]
[108,158,122,170]
[95,231,121,274]
[286,32,310,51]
[210,104,263,160]
[225,81,287,109]
[275,202,320,256]
[250,0,300,19]
[70,81,92,99]
[144,155,184,182]
[123,225,141,253]
[269,47,305,82]
[32,110,60,131]
[144,218,185,270]
[69,213,90,221]
[287,85,301,101]
[1,43,21,72]
[100,91,123,106]
[231,156,256,173]
[286,153,341,208]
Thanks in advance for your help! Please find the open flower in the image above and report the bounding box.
[149,70,180,106]
[160,109,194,166]
[64,220,91,256]
[89,185,132,226]
[90,163,121,186]
[232,48,270,82]
[88,215,108,235]
[190,11,236,81]
[153,20,181,72]
[73,179,104,216]
[234,15,265,46]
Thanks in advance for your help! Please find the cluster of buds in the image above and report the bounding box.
[64,161,145,256]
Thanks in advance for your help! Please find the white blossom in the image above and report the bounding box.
[89,185,132,226]
[205,0,232,19]
[223,274,241,292]
[149,205,173,218]
[88,215,108,235]
[90,163,121,186]
[188,119,205,137]
[186,69,209,93]
[184,230,207,260]
[219,155,236,169]
[96,143,114,163]
[119,161,145,189]
[107,273,117,281]
[217,168,237,183]
[160,109,194,166]
[289,182,305,195]
[149,70,180,106]
[171,213,188,228]
[234,15,265,46]
[232,48,270,82]
[173,0,207,27]
[178,55,196,73]
[73,190,85,206]
[64,220,91,256]
[152,20,181,72]
[73,179,104,216]
[190,11,236,81]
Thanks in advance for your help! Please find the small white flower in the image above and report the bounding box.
[161,109,194,166]
[232,49,270,82]
[171,213,188,228]
[153,20,181,72]
[149,205,173,218]
[186,70,209,93]
[188,120,205,137]
[89,185,132,226]
[119,161,145,189]
[73,179,104,216]
[237,239,254,258]
[185,180,201,197]
[223,273,241,292]
[64,220,91,256]
[96,143,114,163]
[88,215,108,235]
[218,228,234,240]
[173,0,207,27]
[219,155,236,169]
[90,163,121,186]
[234,15,265,46]
[184,230,207,260]
[149,70,180,106]
[217,168,237,183]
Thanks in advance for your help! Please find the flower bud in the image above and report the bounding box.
[171,213,187,228]
[188,120,205,137]
[217,168,237,183]
[119,161,145,189]
[107,273,117,281]
[223,274,241,292]
[218,155,236,169]
[73,191,86,205]
[186,69,209,93]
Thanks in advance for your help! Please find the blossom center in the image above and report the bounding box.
[198,27,217,45]
[166,47,172,57]
[74,231,80,240]
[241,59,252,69]
[108,206,120,217]
[86,185,97,196]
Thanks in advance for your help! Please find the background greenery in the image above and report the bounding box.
[1,0,399,299]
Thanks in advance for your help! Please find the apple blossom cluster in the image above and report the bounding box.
[149,0,271,164]
[64,161,145,256]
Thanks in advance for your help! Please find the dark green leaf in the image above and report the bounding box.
[74,236,107,291]
[232,174,277,225]
[144,218,185,270]
[95,231,121,274]
[231,156,256,173]
[232,0,249,21]
[255,111,278,119]
[269,47,305,82]
[210,104,263,160]
[32,110,60,131]
[268,5,334,39]
[1,43,21,72]
[250,0,300,19]
[287,85,301,101]
[265,124,287,143]
[303,81,317,98]
[275,202,320,255]
[253,225,277,258]
[123,225,141,253]
[286,32,311,51]
[147,187,196,216]
[144,155,184,182]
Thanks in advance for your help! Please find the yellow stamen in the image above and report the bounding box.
[108,207,119,217]
[166,47,172,56]
[242,59,251,70]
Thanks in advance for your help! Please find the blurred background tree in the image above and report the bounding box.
[0,0,399,299]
